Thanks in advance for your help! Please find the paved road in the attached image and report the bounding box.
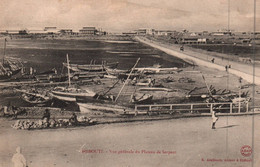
[136,37,260,85]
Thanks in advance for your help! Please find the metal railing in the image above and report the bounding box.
[134,102,249,115]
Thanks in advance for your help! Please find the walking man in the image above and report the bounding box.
[211,109,219,129]
[12,147,27,167]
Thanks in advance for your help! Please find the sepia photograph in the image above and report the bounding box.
[0,0,259,166]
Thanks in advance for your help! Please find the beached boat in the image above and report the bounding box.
[0,39,23,80]
[35,71,68,82]
[131,93,153,104]
[105,67,142,80]
[72,71,106,80]
[135,78,154,86]
[103,74,117,79]
[63,61,119,72]
[135,67,180,74]
[77,102,131,113]
[51,54,96,102]
[51,87,96,102]
[62,63,81,72]
[15,89,52,105]
[138,87,173,92]
[21,93,51,105]
[105,68,128,75]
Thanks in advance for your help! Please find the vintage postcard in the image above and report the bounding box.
[0,0,259,166]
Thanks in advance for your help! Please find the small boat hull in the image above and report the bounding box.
[51,87,96,102]
[131,93,153,104]
[77,103,130,113]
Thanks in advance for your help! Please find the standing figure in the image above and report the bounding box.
[211,110,219,129]
[42,109,50,126]
[69,113,78,125]
[12,147,27,167]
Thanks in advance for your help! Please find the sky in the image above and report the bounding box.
[0,0,259,32]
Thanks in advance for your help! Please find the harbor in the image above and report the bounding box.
[1,0,260,165]
[1,35,260,166]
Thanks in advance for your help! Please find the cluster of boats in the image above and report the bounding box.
[14,54,177,112]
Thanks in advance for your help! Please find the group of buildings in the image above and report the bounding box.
[1,26,259,45]
[122,28,260,45]
[0,27,107,37]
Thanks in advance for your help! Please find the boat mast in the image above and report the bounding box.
[115,57,140,102]
[3,38,6,64]
[66,54,71,87]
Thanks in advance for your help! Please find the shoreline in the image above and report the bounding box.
[135,36,260,85]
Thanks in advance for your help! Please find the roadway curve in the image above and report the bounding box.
[135,36,260,85]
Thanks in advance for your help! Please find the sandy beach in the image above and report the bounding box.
[0,115,259,167]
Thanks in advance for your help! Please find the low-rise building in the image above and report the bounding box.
[79,27,98,35]
[28,30,47,34]
[44,27,59,34]
[6,30,20,35]
[135,28,155,36]
[59,29,73,35]
[122,32,137,36]
[154,30,176,36]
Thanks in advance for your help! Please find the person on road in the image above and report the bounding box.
[211,109,219,129]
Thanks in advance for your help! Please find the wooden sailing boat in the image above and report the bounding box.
[114,58,153,104]
[63,60,119,72]
[76,58,153,113]
[15,88,52,106]
[50,54,96,102]
[0,38,23,80]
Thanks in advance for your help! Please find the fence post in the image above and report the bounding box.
[246,102,249,112]
[210,104,213,113]
[134,105,138,116]
[190,104,193,113]
[170,105,173,110]
[230,103,233,113]
[149,105,152,111]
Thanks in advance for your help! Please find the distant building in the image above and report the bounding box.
[155,30,176,36]
[6,30,20,35]
[44,27,59,34]
[79,27,98,35]
[18,30,28,35]
[0,30,7,35]
[122,32,137,36]
[180,33,208,44]
[28,30,47,34]
[59,29,73,35]
[44,27,57,31]
[211,29,233,36]
[135,28,154,36]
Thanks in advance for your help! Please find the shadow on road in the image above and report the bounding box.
[219,125,239,129]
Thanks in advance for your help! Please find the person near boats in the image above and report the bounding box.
[69,113,78,125]
[42,109,50,126]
